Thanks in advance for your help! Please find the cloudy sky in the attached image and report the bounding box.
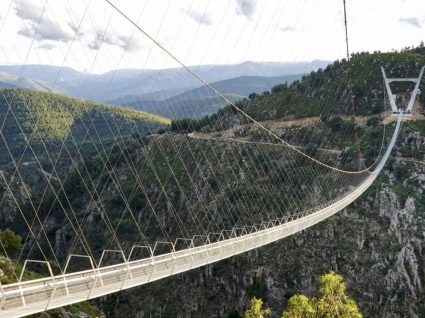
[0,0,424,73]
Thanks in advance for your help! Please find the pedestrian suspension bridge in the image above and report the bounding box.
[0,1,423,317]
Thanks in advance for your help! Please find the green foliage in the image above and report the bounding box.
[407,120,425,133]
[243,297,271,318]
[0,256,17,284]
[305,143,318,157]
[65,301,103,317]
[271,83,288,94]
[0,88,170,166]
[237,45,425,120]
[282,295,314,318]
[249,92,260,100]
[366,117,379,127]
[170,117,207,133]
[282,273,363,318]
[312,273,362,318]
[0,228,22,258]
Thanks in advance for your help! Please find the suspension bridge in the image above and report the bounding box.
[0,1,423,317]
[0,111,405,317]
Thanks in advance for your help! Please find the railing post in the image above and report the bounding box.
[18,260,56,308]
[63,254,95,297]
[207,232,224,261]
[191,235,210,258]
[89,250,126,298]
[127,245,153,263]
[207,232,225,261]
[233,227,248,252]
[173,238,194,271]
[122,245,153,290]
[170,243,179,275]
[124,245,153,286]
[147,251,156,283]
[255,223,267,247]
[44,263,57,310]
[18,260,27,306]
[148,242,174,283]
[220,230,235,258]
[0,281,5,311]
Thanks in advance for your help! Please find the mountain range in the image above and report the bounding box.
[108,74,303,119]
[0,60,329,106]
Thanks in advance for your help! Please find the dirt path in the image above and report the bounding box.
[187,103,424,156]
[187,132,342,155]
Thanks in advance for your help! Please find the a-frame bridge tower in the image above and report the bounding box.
[381,66,424,115]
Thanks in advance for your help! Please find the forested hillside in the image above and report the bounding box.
[236,47,425,120]
[0,89,170,167]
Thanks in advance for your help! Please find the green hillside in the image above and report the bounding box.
[0,89,170,166]
[241,47,425,120]
[129,93,244,119]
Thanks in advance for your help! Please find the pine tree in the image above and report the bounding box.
[0,229,22,258]
[312,272,362,318]
[243,297,271,318]
[282,294,314,318]
[282,273,362,318]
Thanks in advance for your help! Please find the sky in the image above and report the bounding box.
[0,0,424,74]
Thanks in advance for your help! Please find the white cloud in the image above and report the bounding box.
[235,0,256,19]
[183,9,213,26]
[279,26,296,32]
[14,0,43,21]
[37,43,56,50]
[14,0,72,43]
[67,20,84,37]
[88,30,143,53]
[118,35,143,53]
[399,17,422,28]
[1,0,425,73]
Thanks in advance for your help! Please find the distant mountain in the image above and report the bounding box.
[172,74,302,101]
[118,94,244,120]
[108,74,303,119]
[0,71,60,93]
[0,61,329,102]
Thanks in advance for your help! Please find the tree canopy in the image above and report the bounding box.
[0,228,22,258]
[282,295,314,318]
[243,296,271,318]
[282,272,363,318]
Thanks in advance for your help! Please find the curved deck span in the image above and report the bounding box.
[0,115,403,318]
